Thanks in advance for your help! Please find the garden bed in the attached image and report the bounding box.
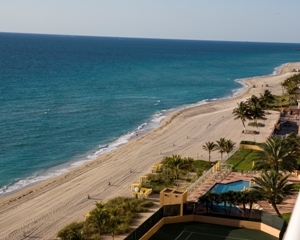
[242,130,259,134]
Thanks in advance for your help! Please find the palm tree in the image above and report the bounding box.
[107,207,120,240]
[236,191,249,218]
[216,138,226,159]
[252,171,296,218]
[246,95,261,107]
[202,141,217,162]
[232,101,252,132]
[219,192,229,215]
[286,132,300,154]
[287,83,298,105]
[88,202,109,237]
[162,155,181,180]
[236,190,262,219]
[198,193,212,214]
[246,189,263,218]
[248,104,265,127]
[224,139,236,154]
[182,157,194,172]
[226,190,238,216]
[162,155,192,180]
[254,136,298,173]
[260,89,275,112]
[209,192,221,211]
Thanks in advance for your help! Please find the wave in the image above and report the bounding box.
[0,111,168,196]
[0,63,287,197]
[273,63,287,75]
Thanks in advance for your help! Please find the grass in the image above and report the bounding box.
[271,94,290,110]
[274,184,300,224]
[192,160,215,177]
[282,212,292,223]
[293,183,300,191]
[225,148,257,171]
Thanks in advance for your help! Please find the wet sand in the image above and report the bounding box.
[0,62,299,239]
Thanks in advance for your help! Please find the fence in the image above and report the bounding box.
[125,203,286,240]
[186,145,239,194]
[124,207,164,240]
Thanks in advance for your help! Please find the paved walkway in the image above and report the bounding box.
[187,171,300,214]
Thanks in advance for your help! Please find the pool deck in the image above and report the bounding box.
[187,171,300,215]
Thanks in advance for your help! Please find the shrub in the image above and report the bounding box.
[57,221,84,240]
[115,223,130,234]
[58,197,155,239]
[139,201,154,208]
[240,140,256,145]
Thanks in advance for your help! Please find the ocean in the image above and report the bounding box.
[0,33,299,196]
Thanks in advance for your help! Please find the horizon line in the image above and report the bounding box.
[0,31,299,45]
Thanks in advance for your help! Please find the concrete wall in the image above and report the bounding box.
[159,188,188,215]
[193,215,261,230]
[159,189,187,207]
[261,223,280,238]
[140,215,280,240]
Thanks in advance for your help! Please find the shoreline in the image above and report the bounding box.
[0,62,299,239]
[0,70,244,197]
[0,62,267,197]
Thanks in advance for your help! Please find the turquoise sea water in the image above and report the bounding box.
[0,33,300,195]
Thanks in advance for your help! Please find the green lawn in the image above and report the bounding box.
[271,94,290,110]
[282,212,292,223]
[225,148,257,171]
[293,183,300,191]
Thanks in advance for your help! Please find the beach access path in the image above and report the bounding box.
[0,63,299,239]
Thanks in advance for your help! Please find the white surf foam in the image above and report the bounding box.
[1,63,287,197]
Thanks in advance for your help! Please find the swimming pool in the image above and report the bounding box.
[210,180,250,194]
[208,180,251,214]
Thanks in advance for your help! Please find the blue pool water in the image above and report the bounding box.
[210,180,250,194]
[208,180,251,214]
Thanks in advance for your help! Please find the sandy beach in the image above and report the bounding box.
[0,62,299,239]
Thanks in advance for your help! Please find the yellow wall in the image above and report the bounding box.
[140,218,166,240]
[140,215,280,239]
[261,223,280,238]
[159,188,187,208]
[193,215,261,230]
[140,216,194,240]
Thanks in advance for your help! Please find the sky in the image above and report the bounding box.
[0,0,299,43]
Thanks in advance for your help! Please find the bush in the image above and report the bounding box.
[139,201,154,208]
[240,141,264,148]
[115,223,130,234]
[240,140,256,145]
[58,197,155,239]
[57,221,84,240]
